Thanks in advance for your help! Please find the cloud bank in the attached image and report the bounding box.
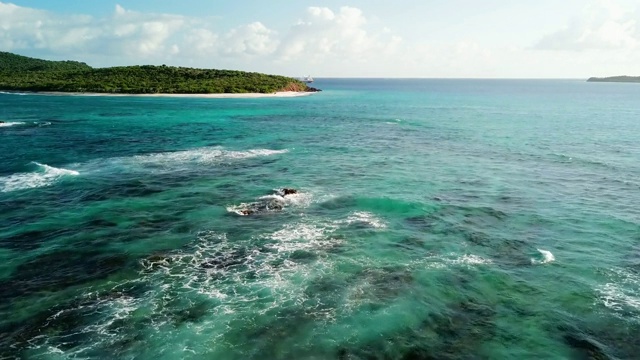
[1,1,639,77]
[0,2,400,74]
[535,0,639,50]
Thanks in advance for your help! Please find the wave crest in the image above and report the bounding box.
[131,147,288,166]
[0,121,26,127]
[0,162,79,192]
[531,249,555,265]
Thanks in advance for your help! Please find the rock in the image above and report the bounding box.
[233,188,298,216]
[281,188,298,195]
[564,333,611,360]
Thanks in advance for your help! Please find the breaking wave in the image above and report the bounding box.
[227,189,314,215]
[0,121,26,127]
[531,249,555,265]
[0,162,79,192]
[130,147,289,166]
[80,147,290,176]
[0,91,29,96]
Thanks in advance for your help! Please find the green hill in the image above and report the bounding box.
[0,52,314,94]
[0,52,91,72]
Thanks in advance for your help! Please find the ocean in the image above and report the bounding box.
[1,79,639,359]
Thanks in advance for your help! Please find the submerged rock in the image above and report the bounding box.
[0,251,129,302]
[232,188,299,216]
[564,333,611,360]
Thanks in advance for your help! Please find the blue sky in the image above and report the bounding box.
[2,0,639,77]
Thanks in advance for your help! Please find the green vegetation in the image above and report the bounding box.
[0,52,312,94]
[0,52,91,72]
[587,76,640,83]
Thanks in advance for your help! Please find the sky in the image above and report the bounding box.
[1,0,639,78]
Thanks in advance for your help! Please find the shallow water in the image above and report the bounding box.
[1,79,640,359]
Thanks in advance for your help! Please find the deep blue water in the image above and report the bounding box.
[1,79,640,359]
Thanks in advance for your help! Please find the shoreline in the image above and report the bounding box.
[1,91,316,99]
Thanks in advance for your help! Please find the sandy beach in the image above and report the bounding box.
[31,91,316,98]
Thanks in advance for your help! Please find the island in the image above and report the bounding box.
[587,76,640,83]
[0,52,320,95]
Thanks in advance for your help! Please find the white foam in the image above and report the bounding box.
[26,291,140,358]
[531,249,555,265]
[69,146,289,177]
[450,254,493,266]
[339,211,387,229]
[0,121,26,127]
[226,148,289,159]
[226,202,257,215]
[141,228,336,304]
[419,253,493,269]
[34,162,79,176]
[120,147,289,171]
[0,162,79,192]
[263,193,313,208]
[257,194,287,203]
[227,189,313,215]
[596,268,640,322]
[270,222,338,245]
[25,224,341,355]
[0,91,28,96]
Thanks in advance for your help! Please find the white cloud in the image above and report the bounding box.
[0,2,187,60]
[0,2,92,52]
[275,6,400,66]
[535,0,639,50]
[221,22,278,57]
[0,2,400,73]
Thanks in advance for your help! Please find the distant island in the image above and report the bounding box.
[0,52,319,95]
[587,76,640,83]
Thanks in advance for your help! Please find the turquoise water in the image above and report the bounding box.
[1,79,639,359]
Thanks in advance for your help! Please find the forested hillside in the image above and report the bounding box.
[0,52,312,94]
[0,52,91,72]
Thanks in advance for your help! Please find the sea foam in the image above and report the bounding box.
[227,189,313,215]
[0,162,79,192]
[131,147,288,166]
[340,211,387,229]
[74,146,290,177]
[531,249,555,265]
[0,91,28,96]
[596,268,640,322]
[0,121,26,127]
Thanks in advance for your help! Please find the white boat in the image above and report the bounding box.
[299,75,314,83]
